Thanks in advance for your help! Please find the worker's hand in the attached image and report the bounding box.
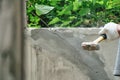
[99,22,119,40]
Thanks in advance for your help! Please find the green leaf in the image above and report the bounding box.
[79,8,90,16]
[92,0,96,5]
[35,4,54,16]
[112,0,120,8]
[61,20,71,27]
[69,16,76,20]
[27,5,34,13]
[49,17,61,25]
[50,0,60,6]
[36,9,41,16]
[73,0,80,11]
[29,15,35,22]
[74,21,82,27]
[58,5,72,16]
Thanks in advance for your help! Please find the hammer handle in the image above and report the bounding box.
[93,34,107,43]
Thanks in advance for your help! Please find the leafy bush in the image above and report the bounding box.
[27,0,120,28]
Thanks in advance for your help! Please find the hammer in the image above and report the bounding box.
[81,34,107,51]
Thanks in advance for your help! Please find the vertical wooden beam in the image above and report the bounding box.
[0,0,24,80]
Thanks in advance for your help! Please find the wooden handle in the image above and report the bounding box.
[93,36,104,43]
[93,34,107,43]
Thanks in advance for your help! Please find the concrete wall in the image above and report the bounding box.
[27,28,120,80]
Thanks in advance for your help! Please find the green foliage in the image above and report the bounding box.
[35,4,54,16]
[27,0,120,28]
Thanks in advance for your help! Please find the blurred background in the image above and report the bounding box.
[27,0,120,28]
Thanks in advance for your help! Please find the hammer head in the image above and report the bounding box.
[81,42,99,51]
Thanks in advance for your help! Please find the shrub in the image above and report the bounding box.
[27,0,120,28]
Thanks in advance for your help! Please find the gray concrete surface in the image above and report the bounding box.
[28,28,120,80]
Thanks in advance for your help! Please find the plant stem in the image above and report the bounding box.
[40,18,49,27]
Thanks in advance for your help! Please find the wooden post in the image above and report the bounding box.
[0,0,24,80]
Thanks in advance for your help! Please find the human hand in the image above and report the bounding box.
[99,22,119,40]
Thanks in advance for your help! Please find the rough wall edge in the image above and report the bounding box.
[27,28,101,35]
